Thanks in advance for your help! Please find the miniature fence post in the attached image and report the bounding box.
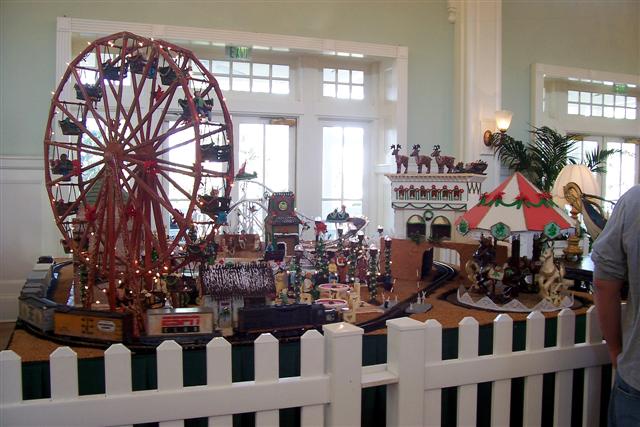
[423,319,443,426]
[104,344,133,427]
[491,314,513,427]
[583,306,603,427]
[523,311,545,426]
[50,346,78,400]
[0,350,22,426]
[207,337,233,427]
[457,317,479,427]
[554,308,576,426]
[254,333,279,426]
[157,340,184,427]
[385,317,427,426]
[323,322,363,427]
[300,330,325,427]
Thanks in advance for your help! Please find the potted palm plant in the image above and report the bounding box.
[495,126,618,192]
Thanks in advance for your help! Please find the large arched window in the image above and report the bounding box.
[430,216,451,240]
[406,214,426,239]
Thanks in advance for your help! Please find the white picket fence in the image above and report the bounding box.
[0,307,610,427]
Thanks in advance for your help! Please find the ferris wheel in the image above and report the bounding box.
[44,32,234,310]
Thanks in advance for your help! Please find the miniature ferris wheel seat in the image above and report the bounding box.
[54,200,78,216]
[158,66,178,85]
[199,195,232,216]
[200,143,231,162]
[74,83,103,102]
[58,117,84,136]
[128,54,157,77]
[102,60,128,81]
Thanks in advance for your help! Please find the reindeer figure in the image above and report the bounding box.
[431,145,456,173]
[390,145,409,174]
[410,144,432,173]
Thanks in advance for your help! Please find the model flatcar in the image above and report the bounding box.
[236,303,340,334]
[54,307,133,343]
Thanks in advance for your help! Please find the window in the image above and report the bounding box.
[567,89,636,120]
[77,52,131,86]
[237,121,293,200]
[210,60,290,94]
[322,68,364,100]
[321,125,364,218]
[570,136,638,209]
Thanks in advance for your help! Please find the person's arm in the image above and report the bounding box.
[593,277,623,367]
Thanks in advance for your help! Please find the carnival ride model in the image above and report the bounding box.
[43,31,234,336]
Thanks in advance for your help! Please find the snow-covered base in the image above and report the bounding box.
[456,286,574,313]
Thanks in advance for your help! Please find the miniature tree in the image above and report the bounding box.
[290,245,304,303]
[347,238,359,284]
[367,244,379,303]
[383,236,393,291]
[314,235,329,285]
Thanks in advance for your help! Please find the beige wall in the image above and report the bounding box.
[502,0,640,142]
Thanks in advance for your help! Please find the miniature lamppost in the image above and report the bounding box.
[377,225,384,237]
[367,244,379,303]
[292,244,304,303]
[383,236,393,291]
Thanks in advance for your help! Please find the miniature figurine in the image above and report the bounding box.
[536,246,570,305]
[410,144,432,173]
[51,153,74,178]
[431,145,456,173]
[390,144,409,174]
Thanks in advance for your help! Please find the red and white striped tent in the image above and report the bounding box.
[455,172,574,240]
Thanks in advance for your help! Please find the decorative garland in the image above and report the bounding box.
[392,202,467,211]
[477,192,557,209]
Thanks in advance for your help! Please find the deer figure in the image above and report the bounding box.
[431,145,456,173]
[410,144,432,173]
[390,145,409,174]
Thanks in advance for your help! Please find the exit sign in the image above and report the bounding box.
[614,83,628,94]
[226,46,251,60]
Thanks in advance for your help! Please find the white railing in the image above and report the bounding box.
[0,307,610,426]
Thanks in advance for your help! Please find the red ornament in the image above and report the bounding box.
[85,204,97,222]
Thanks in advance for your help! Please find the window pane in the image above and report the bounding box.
[239,124,264,199]
[605,142,621,201]
[216,76,230,91]
[337,69,350,83]
[212,60,230,74]
[620,143,637,195]
[253,63,270,77]
[604,106,614,118]
[592,93,603,105]
[323,83,336,97]
[323,68,336,82]
[582,140,599,164]
[603,94,614,106]
[341,200,362,217]
[232,61,250,76]
[264,125,289,192]
[342,127,363,199]
[615,95,626,107]
[272,80,290,94]
[580,92,591,103]
[568,103,579,115]
[322,127,343,198]
[614,107,625,119]
[351,85,364,100]
[627,97,637,108]
[580,104,591,116]
[592,105,603,117]
[252,78,270,93]
[626,108,637,120]
[567,90,579,102]
[336,84,350,99]
[168,124,196,201]
[232,77,250,91]
[272,64,289,79]
[352,70,364,85]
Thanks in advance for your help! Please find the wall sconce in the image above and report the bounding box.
[483,110,513,147]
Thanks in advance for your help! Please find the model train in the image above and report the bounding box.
[17,261,342,346]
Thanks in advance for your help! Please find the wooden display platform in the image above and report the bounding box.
[6,262,594,362]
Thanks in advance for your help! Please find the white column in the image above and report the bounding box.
[449,0,503,190]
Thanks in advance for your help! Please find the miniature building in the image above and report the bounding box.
[385,173,486,242]
[264,192,301,256]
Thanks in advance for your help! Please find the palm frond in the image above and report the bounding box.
[584,147,620,174]
[494,135,530,172]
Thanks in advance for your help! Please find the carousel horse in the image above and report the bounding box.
[536,246,570,305]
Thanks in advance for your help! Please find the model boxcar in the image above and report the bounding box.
[146,307,215,336]
[236,303,337,334]
[18,296,58,332]
[54,307,133,343]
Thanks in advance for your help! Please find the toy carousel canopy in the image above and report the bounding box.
[456,172,574,240]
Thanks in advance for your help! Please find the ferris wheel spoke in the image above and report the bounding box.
[68,69,111,146]
[110,36,131,126]
[123,164,185,221]
[156,169,193,200]
[123,155,198,178]
[153,123,226,156]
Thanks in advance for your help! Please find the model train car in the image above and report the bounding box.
[18,296,58,332]
[236,303,340,334]
[54,306,133,343]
